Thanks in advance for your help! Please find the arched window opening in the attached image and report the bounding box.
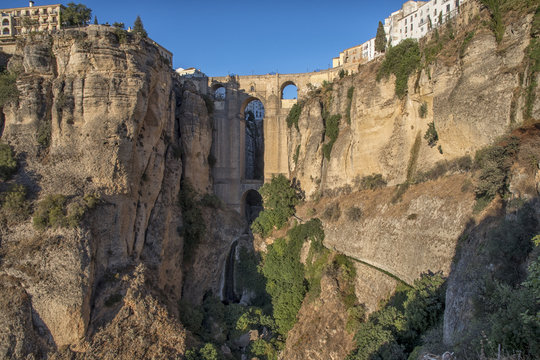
[2,19,9,26]
[2,28,9,35]
[214,86,226,100]
[244,99,264,180]
[281,83,297,99]
[244,190,263,224]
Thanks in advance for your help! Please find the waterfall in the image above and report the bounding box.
[221,240,239,304]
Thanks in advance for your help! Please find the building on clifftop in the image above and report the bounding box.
[332,0,466,68]
[0,1,61,54]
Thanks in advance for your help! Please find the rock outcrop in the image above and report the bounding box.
[0,26,226,357]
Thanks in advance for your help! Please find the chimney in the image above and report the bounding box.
[29,1,34,7]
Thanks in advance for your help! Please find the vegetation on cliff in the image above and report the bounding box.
[0,71,18,107]
[0,142,16,180]
[251,174,300,237]
[346,272,446,360]
[377,39,420,98]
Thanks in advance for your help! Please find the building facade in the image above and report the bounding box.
[1,1,61,37]
[333,0,466,67]
[1,1,61,54]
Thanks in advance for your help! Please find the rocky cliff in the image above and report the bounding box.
[0,26,240,358]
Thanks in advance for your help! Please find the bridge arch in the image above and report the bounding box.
[212,83,226,100]
[243,97,265,180]
[242,189,263,224]
[281,81,298,100]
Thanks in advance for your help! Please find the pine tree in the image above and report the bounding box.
[93,16,98,25]
[375,21,387,53]
[133,16,147,38]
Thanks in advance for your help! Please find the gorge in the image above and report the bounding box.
[0,0,539,359]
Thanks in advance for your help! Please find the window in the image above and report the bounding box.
[447,4,450,12]
[405,18,407,24]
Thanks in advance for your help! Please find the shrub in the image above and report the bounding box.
[424,122,438,147]
[1,184,29,222]
[377,39,421,98]
[322,202,341,222]
[199,193,221,209]
[286,102,302,130]
[251,174,299,237]
[37,118,52,150]
[346,87,354,125]
[33,194,67,230]
[480,0,505,43]
[473,137,518,212]
[322,114,341,160]
[346,206,362,222]
[347,272,445,360]
[262,219,324,336]
[262,235,306,336]
[419,102,427,118]
[32,193,96,230]
[339,69,346,79]
[293,144,300,166]
[179,181,205,261]
[359,173,387,190]
[0,142,17,180]
[0,71,19,107]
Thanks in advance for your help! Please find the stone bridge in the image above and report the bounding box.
[186,68,344,215]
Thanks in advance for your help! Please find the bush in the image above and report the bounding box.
[0,142,17,180]
[32,193,96,230]
[322,114,341,160]
[322,202,341,222]
[473,137,518,212]
[33,194,66,230]
[37,118,52,150]
[286,102,302,130]
[346,206,362,221]
[480,0,505,43]
[346,87,354,125]
[358,173,387,190]
[251,174,299,237]
[347,272,446,359]
[377,39,421,98]
[419,102,427,118]
[1,184,30,222]
[179,181,205,261]
[424,122,438,147]
[199,193,222,209]
[0,71,18,107]
[293,144,300,166]
[262,219,324,336]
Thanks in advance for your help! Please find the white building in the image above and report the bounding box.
[245,100,264,121]
[175,67,206,78]
[333,0,465,67]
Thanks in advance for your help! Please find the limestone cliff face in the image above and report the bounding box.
[0,26,218,357]
[284,2,540,356]
[290,2,535,200]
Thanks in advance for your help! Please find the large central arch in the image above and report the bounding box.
[242,97,265,181]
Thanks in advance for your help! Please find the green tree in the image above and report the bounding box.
[250,174,299,237]
[93,16,98,25]
[61,3,92,27]
[375,21,387,53]
[133,16,148,38]
[0,142,17,180]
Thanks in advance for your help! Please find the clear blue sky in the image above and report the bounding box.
[3,0,407,77]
